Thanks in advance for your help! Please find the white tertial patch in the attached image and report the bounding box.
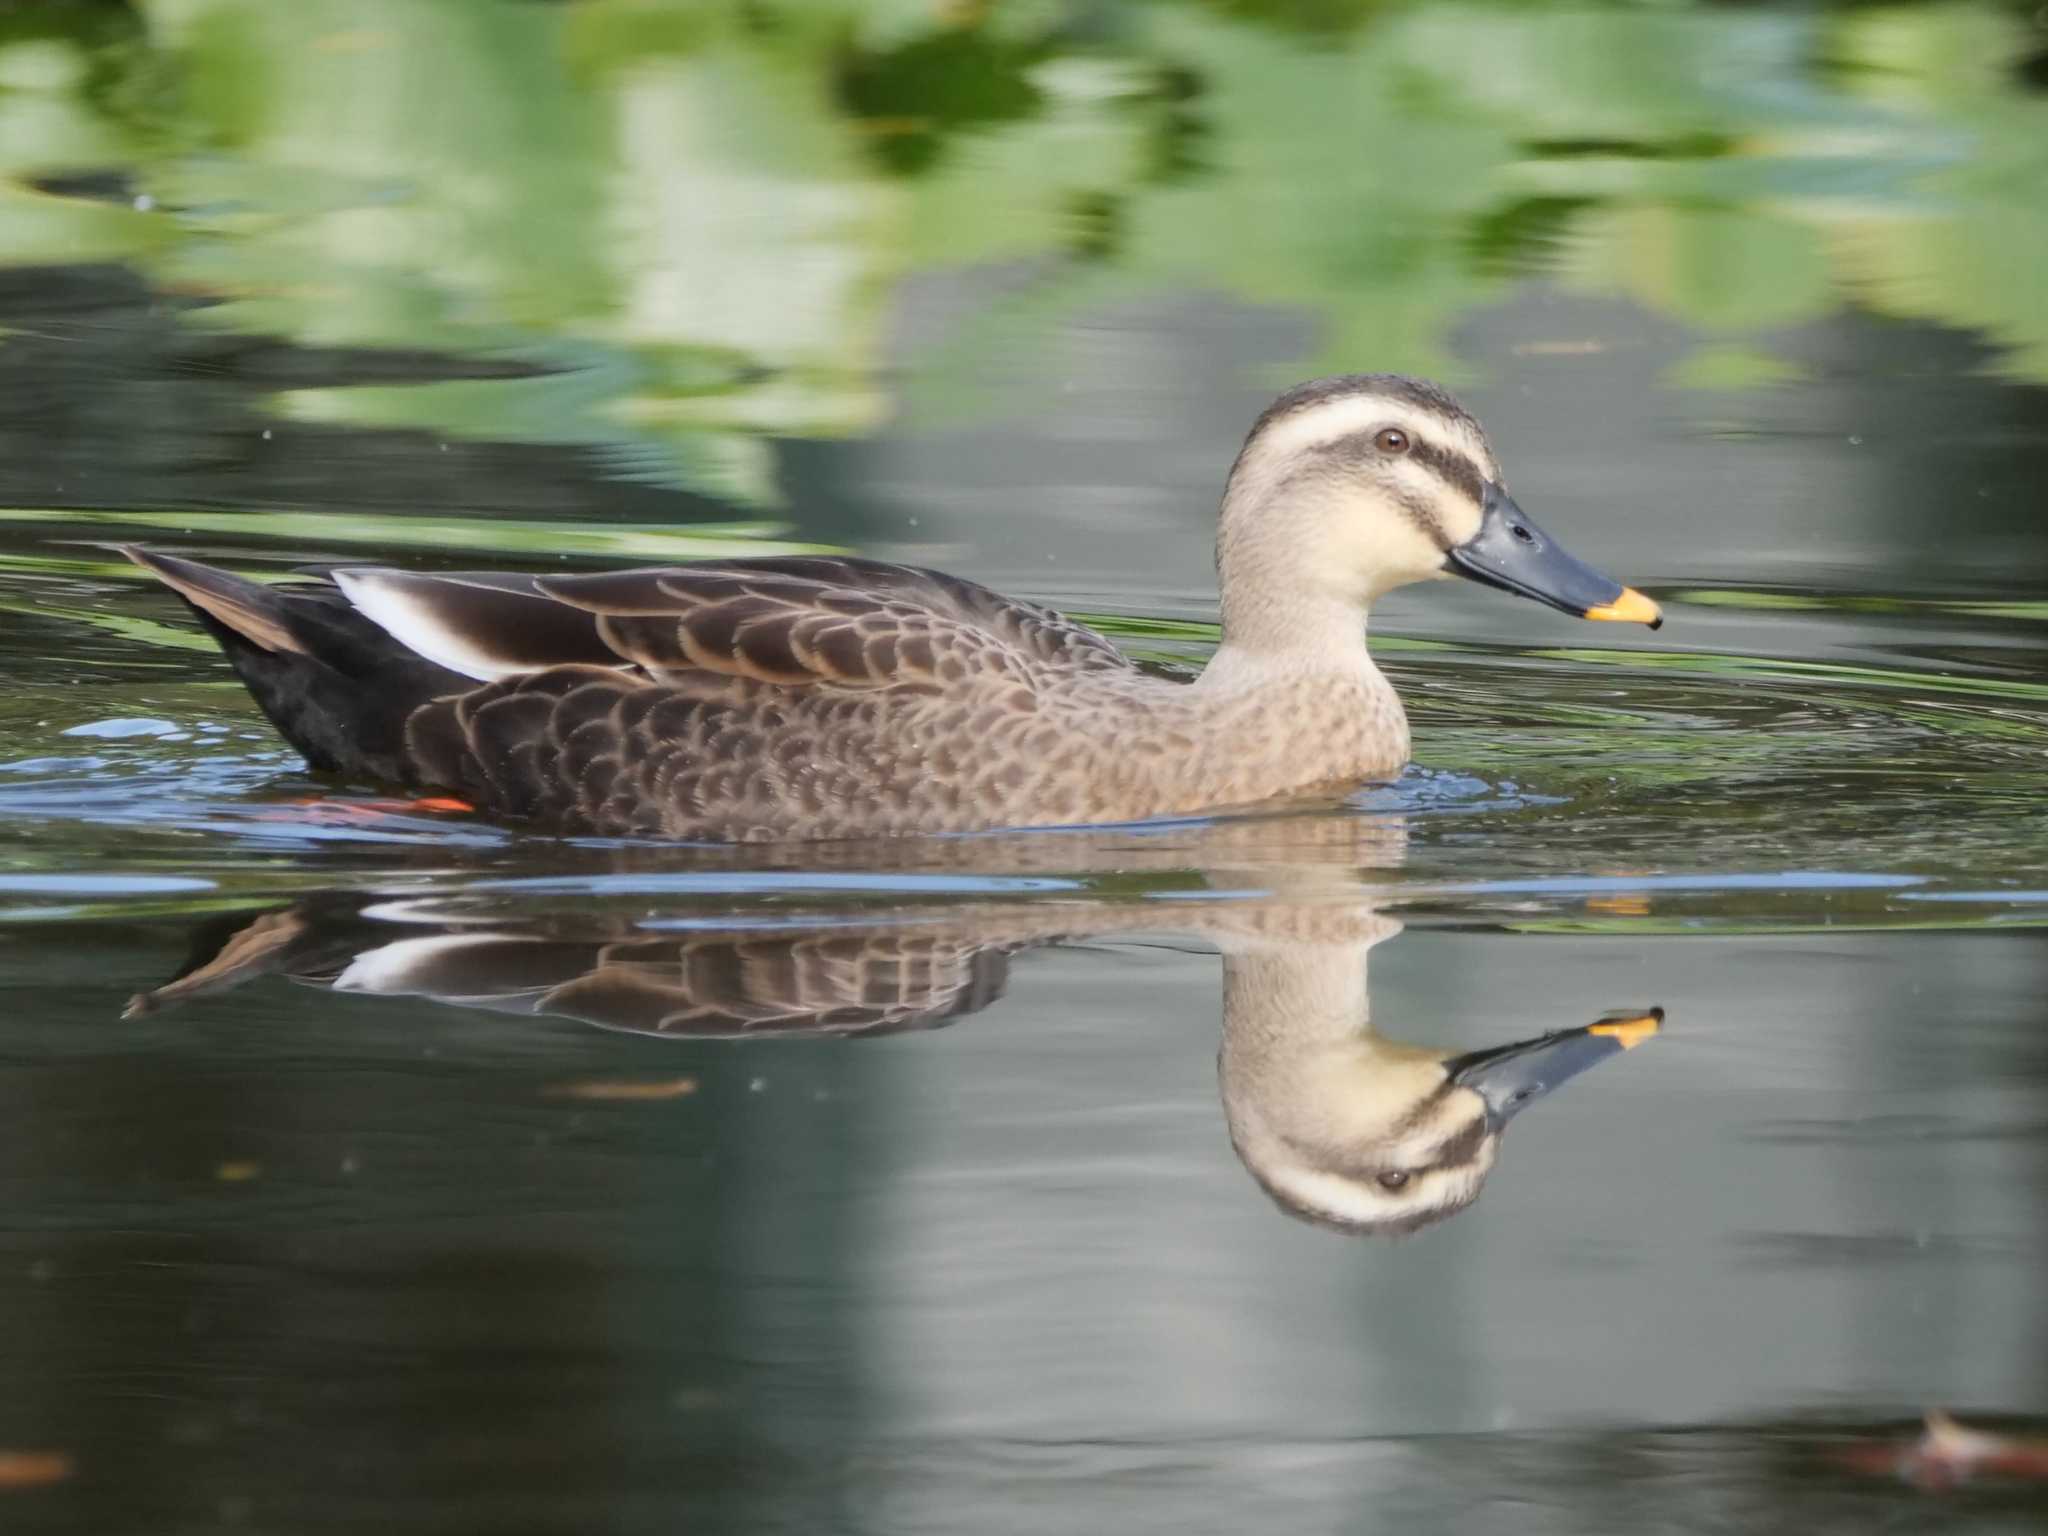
[332,569,526,682]
[332,933,504,993]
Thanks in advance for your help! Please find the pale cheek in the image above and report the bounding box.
[1304,516,1391,602]
[1436,502,1484,547]
[1360,518,1451,599]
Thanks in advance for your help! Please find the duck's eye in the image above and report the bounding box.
[1375,1170,1412,1191]
[1374,428,1411,454]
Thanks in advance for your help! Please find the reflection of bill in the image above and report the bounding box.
[131,894,1658,1238]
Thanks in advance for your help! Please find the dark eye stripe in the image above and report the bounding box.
[1406,438,1488,506]
[1378,1097,1491,1173]
[1419,1113,1491,1171]
[1310,429,1489,508]
[1314,1103,1489,1189]
[1389,486,1448,547]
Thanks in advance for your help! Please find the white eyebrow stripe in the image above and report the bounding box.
[1244,393,1494,478]
[1249,394,1413,463]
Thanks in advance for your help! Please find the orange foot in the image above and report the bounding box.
[1835,1410,2048,1488]
[269,794,476,820]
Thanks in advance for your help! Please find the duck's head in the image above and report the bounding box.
[1218,374,1661,638]
[1223,1007,1663,1237]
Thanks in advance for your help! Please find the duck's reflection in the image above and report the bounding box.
[131,893,1659,1236]
[1214,910,1658,1234]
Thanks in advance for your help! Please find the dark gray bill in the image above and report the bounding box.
[1444,1008,1664,1129]
[1446,483,1662,628]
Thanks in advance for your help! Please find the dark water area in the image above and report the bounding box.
[3,1,2048,1531]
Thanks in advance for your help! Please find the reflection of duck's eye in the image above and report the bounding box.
[1375,1170,1412,1191]
[1374,427,1410,455]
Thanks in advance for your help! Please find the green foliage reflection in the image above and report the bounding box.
[0,0,2042,498]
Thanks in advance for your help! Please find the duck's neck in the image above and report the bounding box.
[1220,934,1375,1055]
[1161,634,1405,809]
[1160,477,1410,795]
[1202,473,1379,685]
[1199,588,1376,692]
[1216,934,1416,1141]
[1179,529,1405,779]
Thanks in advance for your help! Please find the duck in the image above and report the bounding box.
[121,374,1660,841]
[127,894,1661,1237]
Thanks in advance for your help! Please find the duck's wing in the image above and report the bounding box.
[331,556,1137,689]
[534,929,1016,1038]
[126,900,1021,1039]
[324,928,1013,1037]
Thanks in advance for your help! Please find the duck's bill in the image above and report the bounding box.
[1446,484,1662,629]
[1444,1007,1663,1130]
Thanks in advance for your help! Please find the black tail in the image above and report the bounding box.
[121,546,467,784]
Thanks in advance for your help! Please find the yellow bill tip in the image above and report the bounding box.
[1584,587,1663,628]
[1587,1008,1663,1049]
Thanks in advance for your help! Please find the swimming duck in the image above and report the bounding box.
[122,374,1659,841]
[128,896,1660,1237]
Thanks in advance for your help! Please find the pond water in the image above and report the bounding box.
[3,1,2048,1531]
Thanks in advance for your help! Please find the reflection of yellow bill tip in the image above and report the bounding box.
[1587,1010,1663,1049]
[1584,587,1663,627]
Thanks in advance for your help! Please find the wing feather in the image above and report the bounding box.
[331,569,617,681]
[334,555,1134,693]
